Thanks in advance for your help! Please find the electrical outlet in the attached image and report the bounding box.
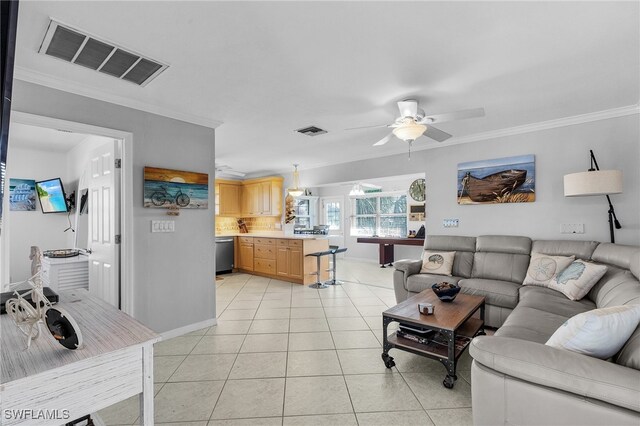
[443,219,459,228]
[151,220,175,233]
[560,223,584,234]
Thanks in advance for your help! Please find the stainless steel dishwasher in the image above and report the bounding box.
[215,237,235,274]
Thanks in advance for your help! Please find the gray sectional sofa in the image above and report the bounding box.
[393,235,640,425]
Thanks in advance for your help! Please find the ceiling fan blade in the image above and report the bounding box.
[397,100,418,118]
[424,107,485,124]
[373,132,393,146]
[344,123,390,131]
[423,125,452,142]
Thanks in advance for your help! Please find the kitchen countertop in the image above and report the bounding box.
[216,232,329,240]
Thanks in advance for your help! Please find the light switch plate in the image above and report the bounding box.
[443,219,459,228]
[151,220,175,233]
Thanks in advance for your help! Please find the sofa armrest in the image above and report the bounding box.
[470,336,640,412]
[393,259,422,277]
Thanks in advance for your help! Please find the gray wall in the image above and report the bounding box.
[299,114,640,247]
[12,80,216,333]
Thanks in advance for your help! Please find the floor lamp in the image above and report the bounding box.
[563,150,623,243]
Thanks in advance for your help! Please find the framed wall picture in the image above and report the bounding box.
[9,178,37,211]
[457,155,535,204]
[143,167,209,209]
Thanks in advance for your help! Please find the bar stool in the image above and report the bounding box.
[326,246,348,285]
[306,250,332,289]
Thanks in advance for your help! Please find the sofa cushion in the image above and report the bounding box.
[531,239,599,260]
[476,235,532,255]
[548,260,607,301]
[425,235,476,278]
[631,251,640,280]
[592,243,640,270]
[523,252,575,286]
[616,321,640,370]
[420,250,455,276]
[459,278,520,309]
[518,286,595,319]
[406,274,461,294]
[472,252,531,283]
[588,268,640,308]
[546,305,640,360]
[495,306,571,344]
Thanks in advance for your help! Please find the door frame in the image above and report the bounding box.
[7,112,134,315]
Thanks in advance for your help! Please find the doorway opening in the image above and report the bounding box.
[0,112,133,314]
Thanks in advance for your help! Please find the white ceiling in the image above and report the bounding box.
[9,122,90,152]
[13,1,640,175]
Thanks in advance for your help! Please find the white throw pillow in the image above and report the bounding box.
[548,260,607,300]
[421,250,456,276]
[523,253,575,286]
[546,305,640,359]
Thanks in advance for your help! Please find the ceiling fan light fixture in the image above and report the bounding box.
[392,122,427,142]
[288,164,305,197]
[349,183,365,196]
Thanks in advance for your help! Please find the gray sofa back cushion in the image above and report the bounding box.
[592,243,640,270]
[425,235,476,278]
[531,240,599,260]
[472,236,532,283]
[632,251,640,280]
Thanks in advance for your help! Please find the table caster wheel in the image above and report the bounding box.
[443,375,455,389]
[381,353,395,368]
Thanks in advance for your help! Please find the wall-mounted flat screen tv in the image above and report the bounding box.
[35,178,69,214]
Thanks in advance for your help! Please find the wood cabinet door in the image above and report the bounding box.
[276,246,289,277]
[270,180,283,216]
[245,183,263,216]
[239,243,254,271]
[288,244,303,279]
[260,182,271,214]
[219,183,241,215]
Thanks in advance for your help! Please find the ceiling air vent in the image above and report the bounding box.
[39,19,168,87]
[295,126,327,137]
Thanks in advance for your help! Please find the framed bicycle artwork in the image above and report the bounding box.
[143,166,209,209]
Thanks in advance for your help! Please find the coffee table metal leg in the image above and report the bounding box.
[440,330,457,389]
[381,316,395,368]
[477,302,486,336]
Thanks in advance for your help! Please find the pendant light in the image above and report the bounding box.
[288,164,305,197]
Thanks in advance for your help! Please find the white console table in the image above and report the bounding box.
[1,289,159,425]
[40,254,89,292]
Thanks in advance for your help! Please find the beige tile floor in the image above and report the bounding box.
[98,271,473,426]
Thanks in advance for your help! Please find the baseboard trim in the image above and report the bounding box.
[159,317,218,341]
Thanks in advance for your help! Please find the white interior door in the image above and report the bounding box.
[321,196,345,250]
[87,140,120,307]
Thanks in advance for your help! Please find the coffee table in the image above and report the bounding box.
[381,290,485,388]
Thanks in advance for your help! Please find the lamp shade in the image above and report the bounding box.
[392,122,426,142]
[564,170,623,197]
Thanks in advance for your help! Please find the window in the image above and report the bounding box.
[351,193,407,237]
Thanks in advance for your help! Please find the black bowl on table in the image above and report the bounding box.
[432,283,461,302]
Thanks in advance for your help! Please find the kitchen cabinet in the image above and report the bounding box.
[241,177,283,217]
[219,182,242,216]
[276,239,303,280]
[237,235,328,284]
[238,236,254,271]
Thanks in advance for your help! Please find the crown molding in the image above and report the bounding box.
[263,104,640,177]
[444,104,640,147]
[13,66,224,129]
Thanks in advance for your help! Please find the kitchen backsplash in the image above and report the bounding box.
[215,216,281,233]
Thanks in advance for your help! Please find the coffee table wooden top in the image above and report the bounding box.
[384,290,484,332]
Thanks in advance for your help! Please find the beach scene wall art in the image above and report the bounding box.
[9,178,36,211]
[457,155,535,205]
[144,167,209,209]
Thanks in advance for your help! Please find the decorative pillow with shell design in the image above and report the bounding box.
[523,252,575,287]
[420,250,456,276]
[548,259,607,301]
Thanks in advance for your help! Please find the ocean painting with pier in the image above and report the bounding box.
[144,167,209,209]
[457,155,535,205]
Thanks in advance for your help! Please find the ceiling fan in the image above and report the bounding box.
[215,163,246,178]
[348,99,484,152]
